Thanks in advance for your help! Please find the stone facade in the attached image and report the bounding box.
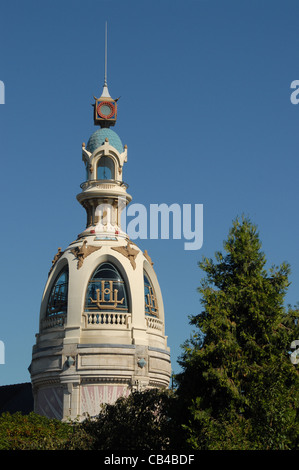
[30,78,171,421]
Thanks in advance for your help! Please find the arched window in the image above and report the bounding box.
[144,272,158,317]
[85,262,128,312]
[47,266,68,316]
[97,156,115,180]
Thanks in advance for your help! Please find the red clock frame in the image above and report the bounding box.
[97,101,115,119]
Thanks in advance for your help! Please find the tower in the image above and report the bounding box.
[30,37,171,421]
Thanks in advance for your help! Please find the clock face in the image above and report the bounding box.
[97,101,115,119]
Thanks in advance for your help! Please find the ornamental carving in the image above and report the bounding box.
[111,241,139,270]
[49,247,64,275]
[70,240,102,269]
[89,281,125,310]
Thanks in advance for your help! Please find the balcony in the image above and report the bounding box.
[83,312,131,328]
[82,312,164,333]
[80,179,128,192]
[77,179,132,207]
[146,316,164,332]
[42,313,66,330]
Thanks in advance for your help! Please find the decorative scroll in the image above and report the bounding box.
[70,240,101,269]
[111,241,139,270]
[49,247,64,275]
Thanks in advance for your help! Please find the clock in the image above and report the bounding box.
[94,97,117,127]
[97,101,115,119]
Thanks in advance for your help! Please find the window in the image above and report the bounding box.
[85,263,128,312]
[97,156,115,180]
[144,272,158,317]
[47,267,68,316]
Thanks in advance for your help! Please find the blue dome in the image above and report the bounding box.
[86,128,123,154]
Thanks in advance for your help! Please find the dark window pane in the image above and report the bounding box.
[47,267,68,316]
[144,272,158,317]
[86,263,128,312]
[93,263,120,280]
[97,157,115,180]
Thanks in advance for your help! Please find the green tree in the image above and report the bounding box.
[176,216,299,450]
[80,388,179,450]
[0,411,92,450]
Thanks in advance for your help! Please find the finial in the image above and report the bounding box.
[104,21,108,88]
[101,22,111,98]
[93,22,117,127]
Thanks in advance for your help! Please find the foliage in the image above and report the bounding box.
[0,411,92,450]
[0,390,180,451]
[176,216,299,450]
[79,388,181,451]
[1,216,298,451]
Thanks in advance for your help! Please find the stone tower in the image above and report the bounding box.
[30,52,171,421]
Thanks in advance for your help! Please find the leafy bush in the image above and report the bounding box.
[0,411,92,450]
[79,388,182,451]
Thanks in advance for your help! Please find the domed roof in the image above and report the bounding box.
[86,128,123,154]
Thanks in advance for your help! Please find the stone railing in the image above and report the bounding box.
[42,313,66,330]
[146,316,164,332]
[80,179,128,191]
[42,312,163,333]
[83,312,131,328]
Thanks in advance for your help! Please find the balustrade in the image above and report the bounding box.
[146,316,163,332]
[80,179,128,191]
[42,313,66,329]
[83,312,131,327]
[42,312,164,333]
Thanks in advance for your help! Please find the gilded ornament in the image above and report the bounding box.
[49,247,64,275]
[111,241,139,270]
[70,239,102,269]
[89,280,125,310]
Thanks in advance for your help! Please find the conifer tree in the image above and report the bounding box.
[176,216,299,450]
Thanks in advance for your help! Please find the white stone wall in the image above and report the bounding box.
[31,237,171,421]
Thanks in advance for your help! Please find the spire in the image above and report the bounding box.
[100,22,111,99]
[93,23,118,128]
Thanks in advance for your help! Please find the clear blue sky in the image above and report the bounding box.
[0,0,299,386]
